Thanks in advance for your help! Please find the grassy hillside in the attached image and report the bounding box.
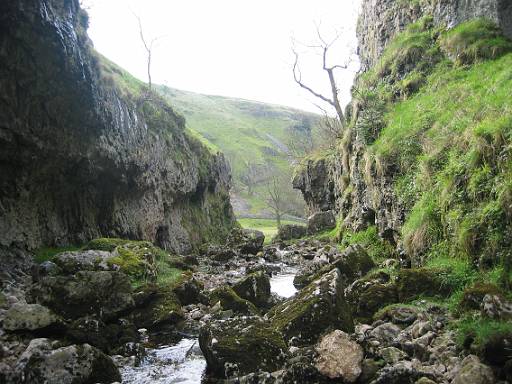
[156,85,320,218]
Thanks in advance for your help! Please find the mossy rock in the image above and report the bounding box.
[373,304,420,325]
[346,274,399,324]
[334,244,376,283]
[131,285,184,330]
[84,238,131,252]
[293,264,335,289]
[268,268,353,345]
[172,275,204,305]
[226,228,265,255]
[199,316,286,378]
[85,238,170,286]
[209,286,259,315]
[232,271,271,308]
[460,283,503,311]
[396,268,452,301]
[32,271,134,321]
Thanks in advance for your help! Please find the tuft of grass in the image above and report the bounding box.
[440,19,512,66]
[454,316,512,352]
[340,226,395,263]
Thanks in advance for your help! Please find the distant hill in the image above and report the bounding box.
[157,85,321,218]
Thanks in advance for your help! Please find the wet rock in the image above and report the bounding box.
[275,224,307,241]
[314,330,363,382]
[370,359,436,384]
[452,355,495,384]
[208,286,259,315]
[307,210,336,234]
[267,268,353,345]
[66,317,137,353]
[173,276,204,305]
[131,286,184,330]
[15,338,121,383]
[232,271,271,308]
[207,245,237,262]
[333,244,375,283]
[32,271,134,320]
[227,228,265,255]
[293,262,332,289]
[2,303,61,332]
[199,316,286,378]
[53,250,114,274]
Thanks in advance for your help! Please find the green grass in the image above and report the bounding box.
[340,226,396,263]
[369,47,512,266]
[440,18,512,66]
[157,85,319,217]
[454,316,512,352]
[238,218,304,244]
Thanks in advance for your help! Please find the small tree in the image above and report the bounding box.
[292,25,356,129]
[266,175,286,228]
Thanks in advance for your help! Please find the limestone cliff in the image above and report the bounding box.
[0,0,236,260]
[294,0,512,264]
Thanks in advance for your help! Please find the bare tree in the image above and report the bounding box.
[134,14,161,92]
[292,25,354,128]
[240,161,263,196]
[266,175,286,228]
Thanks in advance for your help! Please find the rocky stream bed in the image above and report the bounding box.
[0,225,510,383]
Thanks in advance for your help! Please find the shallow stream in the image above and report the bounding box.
[120,266,297,383]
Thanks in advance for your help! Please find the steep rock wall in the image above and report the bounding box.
[358,0,512,70]
[0,0,235,258]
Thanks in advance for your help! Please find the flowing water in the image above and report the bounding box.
[120,266,297,383]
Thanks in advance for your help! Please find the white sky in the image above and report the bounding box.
[83,0,361,113]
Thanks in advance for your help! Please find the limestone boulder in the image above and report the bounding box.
[307,210,336,234]
[199,316,286,378]
[3,303,61,332]
[232,271,271,308]
[267,268,353,345]
[314,330,363,382]
[15,338,121,384]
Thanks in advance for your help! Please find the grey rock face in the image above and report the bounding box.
[357,0,512,71]
[307,210,336,234]
[293,157,336,214]
[0,0,235,262]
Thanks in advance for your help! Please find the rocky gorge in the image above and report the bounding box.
[1,0,512,383]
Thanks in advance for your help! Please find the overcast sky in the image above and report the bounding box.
[83,0,361,113]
